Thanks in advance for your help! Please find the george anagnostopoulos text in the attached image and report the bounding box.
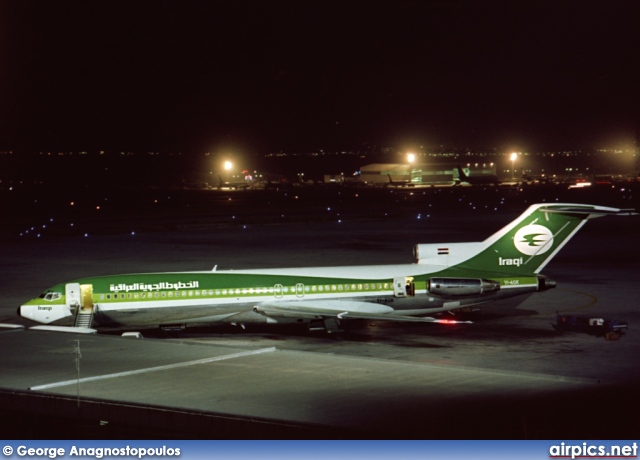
[14,445,181,459]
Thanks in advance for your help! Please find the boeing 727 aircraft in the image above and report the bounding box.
[19,203,634,333]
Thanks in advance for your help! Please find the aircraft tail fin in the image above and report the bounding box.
[465,203,635,275]
[455,166,469,181]
[416,203,636,275]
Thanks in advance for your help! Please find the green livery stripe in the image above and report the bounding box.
[27,273,433,305]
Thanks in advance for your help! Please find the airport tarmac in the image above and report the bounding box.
[1,202,639,439]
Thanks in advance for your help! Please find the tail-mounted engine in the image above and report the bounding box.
[428,278,500,297]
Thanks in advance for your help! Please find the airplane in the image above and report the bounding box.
[455,166,501,186]
[19,203,635,334]
[253,175,292,191]
[217,175,252,190]
[385,174,415,187]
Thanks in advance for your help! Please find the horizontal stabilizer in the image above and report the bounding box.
[537,204,637,216]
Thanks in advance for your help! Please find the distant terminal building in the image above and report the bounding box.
[356,163,497,186]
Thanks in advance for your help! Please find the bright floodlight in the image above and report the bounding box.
[224,160,232,171]
[407,153,416,163]
[510,152,518,162]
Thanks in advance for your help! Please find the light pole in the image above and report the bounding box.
[407,152,415,185]
[510,153,518,181]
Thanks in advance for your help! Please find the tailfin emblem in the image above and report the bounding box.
[514,224,553,256]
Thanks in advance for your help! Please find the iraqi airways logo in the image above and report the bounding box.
[513,224,554,256]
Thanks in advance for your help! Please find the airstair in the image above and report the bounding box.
[74,309,94,328]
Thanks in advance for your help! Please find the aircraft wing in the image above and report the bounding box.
[254,300,470,324]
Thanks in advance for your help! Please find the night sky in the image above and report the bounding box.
[1,0,637,153]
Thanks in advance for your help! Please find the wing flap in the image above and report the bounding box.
[254,300,470,324]
[260,299,395,315]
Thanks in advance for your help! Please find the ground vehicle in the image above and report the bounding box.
[554,313,628,340]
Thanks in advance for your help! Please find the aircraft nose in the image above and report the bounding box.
[18,304,34,321]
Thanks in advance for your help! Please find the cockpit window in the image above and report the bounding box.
[38,292,62,301]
